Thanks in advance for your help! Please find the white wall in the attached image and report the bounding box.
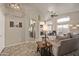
[5,5,26,47]
[0,4,5,53]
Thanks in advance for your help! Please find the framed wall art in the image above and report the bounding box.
[10,21,14,27]
[19,22,22,28]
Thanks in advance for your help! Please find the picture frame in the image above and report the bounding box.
[10,21,14,27]
[19,22,22,28]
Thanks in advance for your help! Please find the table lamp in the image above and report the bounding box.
[43,24,48,45]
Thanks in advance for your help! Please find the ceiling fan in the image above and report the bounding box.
[48,11,58,18]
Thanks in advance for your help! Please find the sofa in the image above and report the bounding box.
[52,34,79,56]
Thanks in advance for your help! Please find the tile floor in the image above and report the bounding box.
[0,41,79,56]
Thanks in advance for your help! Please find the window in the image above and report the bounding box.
[57,17,70,35]
[57,17,70,23]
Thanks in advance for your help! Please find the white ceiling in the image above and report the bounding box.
[23,3,79,15]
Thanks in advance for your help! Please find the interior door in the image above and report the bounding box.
[0,8,5,53]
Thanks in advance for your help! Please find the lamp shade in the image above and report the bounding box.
[43,24,48,32]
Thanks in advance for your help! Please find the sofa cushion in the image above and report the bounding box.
[56,35,69,41]
[72,35,79,38]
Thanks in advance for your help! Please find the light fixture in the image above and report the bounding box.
[48,11,58,18]
[42,23,48,46]
[48,7,58,18]
[9,3,20,10]
[43,24,48,32]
